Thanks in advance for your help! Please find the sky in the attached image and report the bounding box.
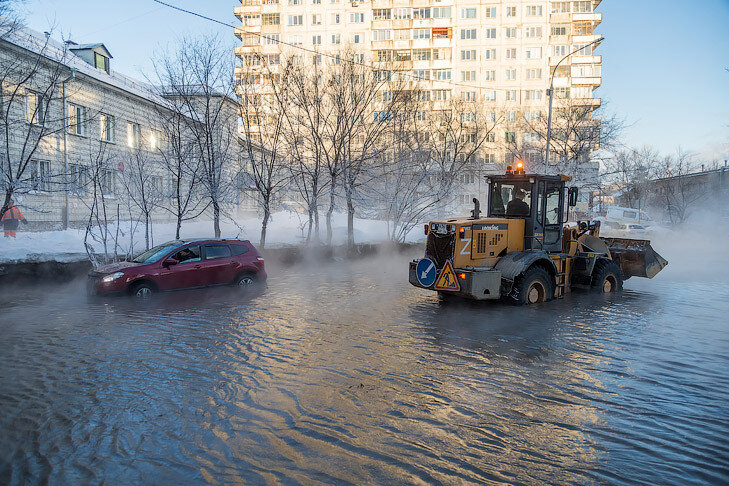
[17,0,729,162]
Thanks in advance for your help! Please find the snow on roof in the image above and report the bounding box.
[2,24,171,108]
[69,43,113,58]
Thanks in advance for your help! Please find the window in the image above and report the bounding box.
[461,70,476,82]
[288,15,302,25]
[460,49,476,61]
[432,7,451,18]
[231,244,249,256]
[313,0,321,4]
[69,163,88,193]
[312,14,321,25]
[525,47,542,59]
[30,160,51,192]
[433,48,450,60]
[261,13,280,25]
[67,103,87,136]
[572,86,593,98]
[525,110,541,121]
[413,7,430,19]
[373,8,392,20]
[506,6,517,17]
[312,35,322,45]
[204,244,232,260]
[434,69,451,81]
[551,25,568,36]
[26,91,45,125]
[372,30,391,41]
[572,65,600,77]
[485,133,495,142]
[525,89,543,101]
[413,49,431,61]
[553,45,569,57]
[506,89,518,101]
[484,70,496,81]
[351,33,362,44]
[485,7,496,18]
[573,44,594,56]
[484,49,496,60]
[433,89,450,101]
[461,112,476,123]
[505,48,516,59]
[150,128,162,150]
[462,91,476,102]
[505,69,516,81]
[331,34,341,44]
[289,0,301,4]
[526,68,542,80]
[460,28,476,40]
[484,153,496,164]
[552,2,570,13]
[505,27,517,39]
[94,52,109,73]
[100,114,115,142]
[524,132,539,143]
[432,27,451,39]
[573,1,592,13]
[484,90,496,101]
[573,21,594,35]
[524,26,542,38]
[554,87,570,99]
[484,28,496,39]
[331,13,340,24]
[127,122,140,148]
[461,8,476,19]
[393,8,410,19]
[505,132,516,143]
[413,28,431,39]
[524,5,542,16]
[394,29,409,40]
[416,111,427,121]
[350,13,364,23]
[262,34,280,45]
[171,245,202,263]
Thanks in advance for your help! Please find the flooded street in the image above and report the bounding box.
[1,247,728,485]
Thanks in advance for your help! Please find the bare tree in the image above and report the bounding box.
[1,28,71,220]
[237,54,292,249]
[154,34,239,238]
[155,104,207,239]
[120,149,165,250]
[601,146,660,211]
[651,148,703,224]
[82,141,121,265]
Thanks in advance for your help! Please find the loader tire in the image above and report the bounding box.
[591,259,623,293]
[507,266,554,305]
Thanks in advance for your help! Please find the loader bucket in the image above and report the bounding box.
[603,238,668,279]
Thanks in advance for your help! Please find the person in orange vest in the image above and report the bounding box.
[2,199,28,237]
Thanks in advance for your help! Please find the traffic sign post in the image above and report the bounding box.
[416,258,437,287]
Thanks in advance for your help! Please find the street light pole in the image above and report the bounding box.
[544,36,604,175]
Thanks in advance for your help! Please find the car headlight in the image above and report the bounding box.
[101,271,125,283]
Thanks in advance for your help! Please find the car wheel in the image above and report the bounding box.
[234,273,257,291]
[131,282,154,299]
[591,260,623,293]
[507,266,554,305]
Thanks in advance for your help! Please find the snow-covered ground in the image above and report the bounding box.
[0,211,426,263]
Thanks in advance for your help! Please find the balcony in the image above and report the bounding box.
[552,77,570,88]
[573,12,602,24]
[393,39,411,49]
[572,54,602,64]
[372,19,393,29]
[572,97,601,107]
[234,4,260,18]
[371,39,393,49]
[430,59,450,69]
[572,76,602,86]
[573,34,601,44]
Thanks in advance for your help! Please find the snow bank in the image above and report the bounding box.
[0,211,426,263]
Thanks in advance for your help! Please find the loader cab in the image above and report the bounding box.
[487,172,569,252]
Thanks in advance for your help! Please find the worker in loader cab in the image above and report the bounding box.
[506,188,530,217]
[2,198,28,237]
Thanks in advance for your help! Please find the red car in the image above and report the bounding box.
[87,239,266,298]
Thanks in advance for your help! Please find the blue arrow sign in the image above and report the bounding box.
[416,258,437,287]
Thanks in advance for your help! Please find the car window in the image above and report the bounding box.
[171,245,201,263]
[231,244,249,256]
[132,242,182,263]
[205,244,232,260]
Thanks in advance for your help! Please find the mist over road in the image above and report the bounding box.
[1,245,728,485]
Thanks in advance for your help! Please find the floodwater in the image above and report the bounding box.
[1,243,728,485]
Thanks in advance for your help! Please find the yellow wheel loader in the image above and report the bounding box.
[409,167,668,304]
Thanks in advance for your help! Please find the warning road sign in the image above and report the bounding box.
[434,260,460,291]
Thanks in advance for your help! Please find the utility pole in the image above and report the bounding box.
[544,37,604,175]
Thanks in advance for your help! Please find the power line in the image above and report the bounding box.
[151,0,581,95]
